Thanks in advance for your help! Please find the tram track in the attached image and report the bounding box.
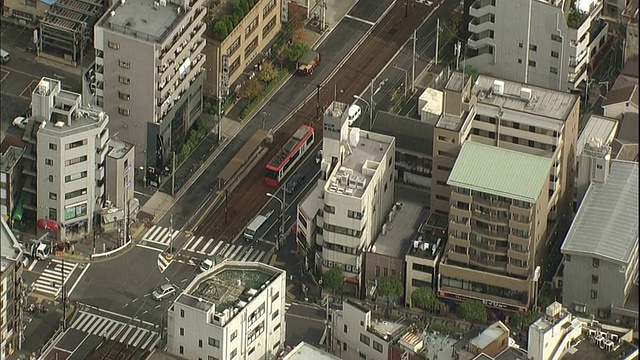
[195,2,433,242]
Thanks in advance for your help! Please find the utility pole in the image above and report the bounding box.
[369,78,374,131]
[169,214,173,256]
[171,151,176,196]
[435,19,440,66]
[412,28,416,93]
[224,189,229,224]
[316,84,322,119]
[62,258,67,330]
[217,93,223,143]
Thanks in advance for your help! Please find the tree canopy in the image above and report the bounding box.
[456,300,488,324]
[411,287,439,312]
[322,266,344,294]
[240,78,264,99]
[258,61,277,83]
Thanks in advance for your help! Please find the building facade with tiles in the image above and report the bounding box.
[167,261,286,360]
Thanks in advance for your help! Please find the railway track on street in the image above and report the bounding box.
[196,1,432,243]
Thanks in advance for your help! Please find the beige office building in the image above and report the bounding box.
[430,72,580,232]
[203,0,282,97]
[439,141,552,311]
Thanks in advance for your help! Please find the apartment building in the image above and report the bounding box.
[431,72,580,232]
[465,0,609,92]
[29,77,110,240]
[93,0,207,171]
[203,0,281,97]
[439,141,552,311]
[560,149,638,328]
[1,146,25,223]
[167,261,286,360]
[404,213,447,308]
[105,139,135,211]
[297,101,395,292]
[1,217,24,359]
[331,299,405,360]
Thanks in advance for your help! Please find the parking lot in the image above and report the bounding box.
[1,22,81,137]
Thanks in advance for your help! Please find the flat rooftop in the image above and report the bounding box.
[100,0,186,43]
[326,130,392,198]
[561,160,639,264]
[1,146,24,173]
[1,218,22,272]
[561,336,639,360]
[471,74,579,121]
[177,261,283,314]
[107,139,133,159]
[38,106,108,138]
[406,213,447,260]
[448,141,552,203]
[577,115,619,156]
[283,342,340,360]
[470,325,507,349]
[370,202,428,258]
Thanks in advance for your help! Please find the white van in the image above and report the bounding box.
[347,104,362,126]
[0,49,10,64]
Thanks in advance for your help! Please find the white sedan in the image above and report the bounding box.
[13,116,28,129]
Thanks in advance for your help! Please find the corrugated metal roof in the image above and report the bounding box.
[577,115,618,156]
[447,141,552,203]
[561,161,639,263]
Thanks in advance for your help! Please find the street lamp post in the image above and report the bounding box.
[353,91,376,131]
[392,64,409,99]
[266,192,285,251]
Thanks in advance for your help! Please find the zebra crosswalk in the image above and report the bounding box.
[70,309,160,351]
[32,259,78,298]
[142,225,180,246]
[179,236,267,263]
[157,252,172,273]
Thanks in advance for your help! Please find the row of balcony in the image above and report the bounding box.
[160,6,206,64]
[445,249,530,277]
[469,0,495,18]
[157,38,205,99]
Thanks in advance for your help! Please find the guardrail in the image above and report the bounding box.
[89,238,132,261]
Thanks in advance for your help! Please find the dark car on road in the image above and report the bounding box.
[285,173,306,194]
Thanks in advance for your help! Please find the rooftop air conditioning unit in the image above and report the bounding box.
[520,88,532,101]
[493,80,505,95]
[420,242,429,251]
[159,0,166,5]
[413,240,420,248]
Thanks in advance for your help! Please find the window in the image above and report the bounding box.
[208,337,220,348]
[65,155,87,166]
[518,58,523,64]
[272,309,279,320]
[248,347,255,355]
[65,171,87,182]
[65,188,87,200]
[180,309,184,317]
[45,159,53,166]
[118,91,130,100]
[375,266,380,276]
[593,258,599,268]
[591,290,598,299]
[344,324,348,333]
[65,139,87,150]
[118,107,130,116]
[550,66,558,74]
[119,76,130,85]
[528,60,536,67]
[49,175,54,182]
[119,59,130,69]
[231,329,237,340]
[373,341,383,352]
[230,348,237,359]
[343,342,348,351]
[25,0,37,7]
[324,204,335,214]
[551,50,559,58]
[348,210,363,219]
[49,192,57,200]
[359,353,367,359]
[528,140,535,147]
[551,34,562,42]
[49,208,57,221]
[264,0,276,15]
[179,346,183,354]
[180,327,184,336]
[272,291,279,302]
[198,339,202,347]
[49,143,57,150]
[592,274,599,284]
[529,44,537,51]
[518,41,523,48]
[360,333,370,346]
[208,357,219,360]
[108,41,120,50]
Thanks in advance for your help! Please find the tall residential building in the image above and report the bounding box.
[431,73,580,234]
[1,217,24,358]
[203,0,282,97]
[105,139,136,211]
[31,77,110,240]
[439,141,552,311]
[93,0,207,170]
[167,261,286,360]
[465,0,609,92]
[297,101,395,293]
[560,151,638,328]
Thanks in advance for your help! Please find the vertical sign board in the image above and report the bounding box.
[221,54,230,98]
[281,0,290,22]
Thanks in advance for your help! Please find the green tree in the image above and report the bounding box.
[258,61,277,83]
[287,41,309,63]
[377,276,404,315]
[214,20,229,39]
[511,310,541,330]
[456,300,488,324]
[411,287,439,313]
[240,78,264,99]
[235,0,249,15]
[322,267,344,296]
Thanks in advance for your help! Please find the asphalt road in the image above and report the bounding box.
[285,303,327,348]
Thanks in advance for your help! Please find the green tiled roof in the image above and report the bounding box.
[447,141,552,203]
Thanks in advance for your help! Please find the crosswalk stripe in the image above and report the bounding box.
[70,310,160,351]
[208,241,225,256]
[129,328,144,346]
[198,239,215,254]
[182,235,196,250]
[141,334,156,350]
[250,250,265,262]
[105,322,122,338]
[223,244,237,257]
[94,320,110,336]
[229,245,244,260]
[118,326,134,342]
[144,225,161,240]
[239,248,253,261]
[154,227,169,242]
[188,236,204,252]
[87,318,105,334]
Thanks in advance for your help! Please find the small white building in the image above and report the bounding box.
[167,261,286,360]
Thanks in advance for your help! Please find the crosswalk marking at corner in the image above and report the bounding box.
[70,310,160,351]
[142,225,180,246]
[178,238,267,265]
[32,259,78,298]
[157,253,172,273]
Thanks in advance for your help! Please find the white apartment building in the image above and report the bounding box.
[30,78,110,240]
[528,302,583,360]
[297,101,395,292]
[331,299,405,360]
[1,217,24,359]
[93,0,207,171]
[466,0,609,92]
[167,261,286,360]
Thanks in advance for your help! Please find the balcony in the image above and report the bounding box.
[473,226,509,240]
[508,249,529,261]
[470,241,508,255]
[508,233,530,247]
[468,17,494,34]
[474,196,511,210]
[472,210,508,225]
[446,249,469,264]
[448,234,469,248]
[467,33,493,50]
[568,64,587,84]
[469,0,495,17]
[469,255,506,271]
[507,264,530,278]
